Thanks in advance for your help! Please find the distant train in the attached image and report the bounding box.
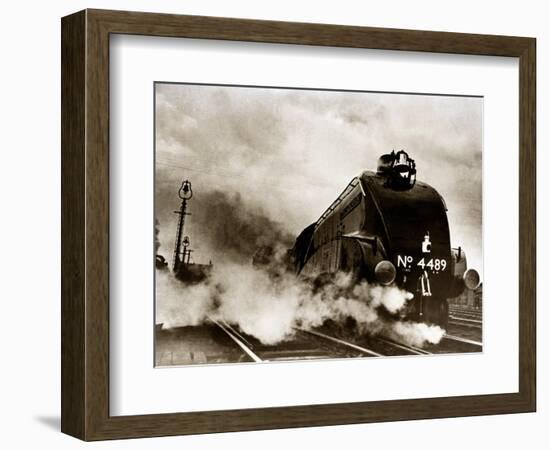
[292,150,480,329]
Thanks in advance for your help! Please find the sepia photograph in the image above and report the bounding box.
[154,82,483,367]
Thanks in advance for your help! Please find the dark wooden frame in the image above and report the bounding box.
[61,8,536,441]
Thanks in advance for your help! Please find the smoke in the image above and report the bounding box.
[155,187,445,349]
[156,256,444,348]
[190,190,294,264]
[156,270,214,327]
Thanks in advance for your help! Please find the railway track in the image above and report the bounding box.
[448,316,482,329]
[210,318,370,362]
[449,315,482,324]
[212,318,264,362]
[211,318,437,361]
[448,307,483,330]
[443,333,483,347]
[373,337,432,356]
[157,317,481,366]
[299,329,382,357]
[299,330,439,358]
[211,313,484,363]
[449,308,482,319]
[449,314,482,323]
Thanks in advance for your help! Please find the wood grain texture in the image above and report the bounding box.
[60,9,537,441]
[61,10,86,439]
[518,38,536,408]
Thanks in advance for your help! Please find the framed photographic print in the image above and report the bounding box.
[61,9,536,440]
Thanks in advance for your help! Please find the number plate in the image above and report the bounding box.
[396,255,448,273]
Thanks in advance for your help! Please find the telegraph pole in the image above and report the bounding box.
[173,180,193,272]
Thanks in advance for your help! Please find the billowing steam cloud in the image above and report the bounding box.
[156,192,444,348]
[156,260,444,347]
[191,190,294,264]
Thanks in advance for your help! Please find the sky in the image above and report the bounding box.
[155,83,483,278]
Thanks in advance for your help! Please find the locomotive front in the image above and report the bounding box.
[362,151,454,326]
[293,150,480,329]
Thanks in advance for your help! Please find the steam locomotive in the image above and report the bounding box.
[292,150,480,329]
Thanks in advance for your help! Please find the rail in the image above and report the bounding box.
[374,337,432,356]
[300,329,383,357]
[209,318,264,362]
[443,334,482,347]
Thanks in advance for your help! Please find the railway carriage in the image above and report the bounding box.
[292,150,479,329]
